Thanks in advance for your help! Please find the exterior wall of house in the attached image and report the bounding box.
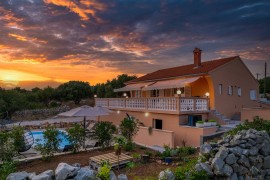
[209,58,259,118]
[134,126,174,148]
[190,77,209,97]
[241,108,270,121]
[99,110,217,147]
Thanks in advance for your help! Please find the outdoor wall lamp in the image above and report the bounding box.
[117,110,120,114]
[94,94,97,98]
[177,90,182,95]
[145,112,149,117]
[205,92,210,97]
[123,93,127,97]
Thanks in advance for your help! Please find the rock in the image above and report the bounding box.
[75,167,95,180]
[55,163,79,180]
[7,171,31,180]
[250,166,260,176]
[212,157,224,172]
[264,156,270,169]
[249,146,259,156]
[238,155,250,168]
[30,170,54,180]
[225,153,238,165]
[195,164,203,172]
[238,165,249,176]
[118,174,128,180]
[110,171,117,180]
[221,164,233,177]
[158,169,175,180]
[232,163,240,173]
[200,144,212,154]
[230,173,238,180]
[72,163,81,168]
[215,147,229,160]
[229,147,243,156]
[242,149,249,156]
[260,142,270,155]
[248,139,257,146]
[199,162,213,176]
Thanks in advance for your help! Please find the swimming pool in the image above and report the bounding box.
[32,131,70,149]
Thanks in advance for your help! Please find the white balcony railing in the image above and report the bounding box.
[95,97,209,113]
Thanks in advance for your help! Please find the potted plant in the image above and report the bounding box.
[203,119,212,127]
[209,119,217,126]
[196,121,204,128]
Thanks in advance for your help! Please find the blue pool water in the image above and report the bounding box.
[32,131,70,149]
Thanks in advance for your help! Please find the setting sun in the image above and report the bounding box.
[0,70,50,82]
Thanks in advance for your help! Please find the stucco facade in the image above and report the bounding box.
[208,58,259,117]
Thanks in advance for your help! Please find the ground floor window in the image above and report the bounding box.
[187,115,202,126]
[153,119,163,129]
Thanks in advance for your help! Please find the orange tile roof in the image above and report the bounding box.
[129,56,239,83]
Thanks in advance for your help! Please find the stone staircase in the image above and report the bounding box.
[210,110,241,132]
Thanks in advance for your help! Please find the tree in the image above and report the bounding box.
[57,81,92,104]
[37,86,55,107]
[93,121,116,148]
[67,124,86,153]
[119,116,139,142]
[35,126,62,160]
[259,77,270,96]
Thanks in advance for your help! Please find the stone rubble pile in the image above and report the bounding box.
[196,129,270,179]
[7,162,128,180]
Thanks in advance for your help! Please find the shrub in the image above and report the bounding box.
[119,116,139,141]
[174,158,209,180]
[67,124,86,153]
[178,147,196,156]
[196,121,203,124]
[0,160,17,180]
[124,140,135,151]
[226,116,270,136]
[35,126,62,160]
[114,135,127,147]
[0,126,26,161]
[97,161,111,180]
[93,121,116,148]
[208,119,216,122]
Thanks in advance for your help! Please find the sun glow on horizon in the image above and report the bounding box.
[0,70,50,82]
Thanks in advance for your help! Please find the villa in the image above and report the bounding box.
[96,48,259,148]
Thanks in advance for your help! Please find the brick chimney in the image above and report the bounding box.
[193,48,202,67]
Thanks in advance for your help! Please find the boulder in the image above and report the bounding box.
[212,157,224,173]
[225,153,237,165]
[158,169,175,180]
[215,147,229,160]
[200,144,212,154]
[7,171,31,180]
[30,170,53,180]
[238,155,250,168]
[55,163,79,180]
[250,166,260,176]
[249,146,259,156]
[75,167,95,180]
[199,162,213,176]
[260,142,270,155]
[221,164,233,177]
[230,173,238,180]
[264,156,270,169]
[118,174,128,180]
[110,171,117,180]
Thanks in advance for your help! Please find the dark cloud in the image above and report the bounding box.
[0,0,269,75]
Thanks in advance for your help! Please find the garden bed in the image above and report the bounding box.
[17,145,199,179]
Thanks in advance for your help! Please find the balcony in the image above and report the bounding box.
[95,97,209,114]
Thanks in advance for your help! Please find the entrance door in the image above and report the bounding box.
[154,119,163,129]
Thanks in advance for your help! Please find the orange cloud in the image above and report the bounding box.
[43,0,106,21]
[8,33,28,41]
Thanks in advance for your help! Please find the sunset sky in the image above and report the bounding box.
[0,0,269,89]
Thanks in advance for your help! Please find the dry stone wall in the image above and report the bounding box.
[196,129,270,179]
